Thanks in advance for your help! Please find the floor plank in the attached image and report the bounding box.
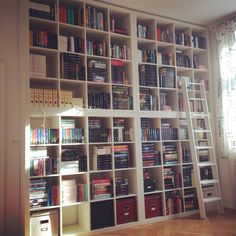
[86,209,236,236]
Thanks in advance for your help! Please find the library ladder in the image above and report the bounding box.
[182,79,224,219]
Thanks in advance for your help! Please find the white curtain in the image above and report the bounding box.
[215,19,236,159]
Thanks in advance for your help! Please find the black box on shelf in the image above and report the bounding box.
[90,200,114,230]
[144,179,156,192]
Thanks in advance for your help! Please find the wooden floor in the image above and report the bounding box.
[87,209,236,236]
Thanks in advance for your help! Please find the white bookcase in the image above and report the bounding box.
[23,0,211,235]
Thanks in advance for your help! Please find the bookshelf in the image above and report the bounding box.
[25,0,210,235]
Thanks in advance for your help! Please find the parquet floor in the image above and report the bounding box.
[87,209,236,236]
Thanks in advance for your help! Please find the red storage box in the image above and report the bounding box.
[116,197,137,224]
[145,194,162,218]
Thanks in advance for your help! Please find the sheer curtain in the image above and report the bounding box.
[215,19,236,159]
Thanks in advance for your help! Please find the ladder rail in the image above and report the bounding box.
[182,79,224,219]
[199,81,224,214]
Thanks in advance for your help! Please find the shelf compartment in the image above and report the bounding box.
[61,144,87,174]
[116,197,138,225]
[165,190,183,215]
[137,16,156,40]
[145,193,163,218]
[91,200,114,229]
[143,167,163,192]
[59,0,85,27]
[61,174,88,204]
[115,169,137,197]
[110,9,131,36]
[62,203,90,235]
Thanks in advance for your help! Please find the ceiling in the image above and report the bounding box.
[98,0,236,26]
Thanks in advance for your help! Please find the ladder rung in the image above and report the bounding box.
[191,112,208,118]
[198,162,215,167]
[201,179,219,185]
[203,197,221,203]
[188,82,204,86]
[189,98,206,101]
[193,129,210,133]
[196,146,213,149]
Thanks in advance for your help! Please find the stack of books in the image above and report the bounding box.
[161,123,178,140]
[60,52,85,80]
[139,87,158,111]
[159,67,176,88]
[115,177,129,196]
[112,85,132,110]
[139,64,157,87]
[91,178,112,200]
[93,146,112,170]
[111,60,128,84]
[163,143,178,165]
[61,119,85,144]
[30,53,46,77]
[62,179,77,204]
[88,60,107,83]
[114,144,129,169]
[142,143,161,166]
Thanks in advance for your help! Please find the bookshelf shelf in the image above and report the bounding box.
[25,0,210,234]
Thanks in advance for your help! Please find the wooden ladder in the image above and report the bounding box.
[182,78,224,219]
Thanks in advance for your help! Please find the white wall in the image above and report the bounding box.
[0,1,21,235]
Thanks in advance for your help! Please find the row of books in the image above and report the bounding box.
[29,1,55,21]
[161,123,178,140]
[156,28,173,43]
[89,128,112,143]
[141,128,160,142]
[176,51,191,68]
[59,6,84,26]
[175,33,191,47]
[138,49,157,63]
[30,157,57,176]
[61,128,85,144]
[110,44,130,60]
[30,178,59,209]
[59,35,85,53]
[30,128,59,145]
[88,91,110,109]
[140,88,158,111]
[137,24,148,39]
[157,52,174,66]
[85,5,108,31]
[113,128,134,142]
[86,40,107,57]
[30,30,57,49]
